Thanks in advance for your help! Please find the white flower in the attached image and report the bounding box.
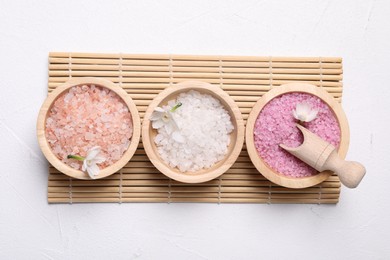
[150,107,178,134]
[292,102,318,123]
[149,103,185,143]
[81,146,105,179]
[68,146,106,179]
[81,146,106,179]
[149,103,180,134]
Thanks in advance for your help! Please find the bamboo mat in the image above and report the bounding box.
[47,52,343,204]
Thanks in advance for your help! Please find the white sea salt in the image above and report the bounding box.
[154,90,234,172]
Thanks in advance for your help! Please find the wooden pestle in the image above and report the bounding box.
[280,124,366,188]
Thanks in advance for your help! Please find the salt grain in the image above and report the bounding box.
[155,90,234,172]
[254,93,341,178]
[45,85,133,170]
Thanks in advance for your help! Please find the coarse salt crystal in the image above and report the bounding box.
[254,93,341,178]
[45,84,133,170]
[154,90,234,172]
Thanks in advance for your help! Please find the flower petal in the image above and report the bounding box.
[167,112,180,129]
[164,121,174,134]
[154,107,165,113]
[93,156,106,164]
[82,160,87,171]
[306,109,318,122]
[87,163,100,179]
[152,119,164,129]
[295,102,304,111]
[150,111,164,121]
[300,102,311,111]
[86,146,101,160]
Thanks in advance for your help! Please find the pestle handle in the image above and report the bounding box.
[323,150,366,188]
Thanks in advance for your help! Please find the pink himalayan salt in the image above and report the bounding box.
[45,84,133,170]
[254,93,341,178]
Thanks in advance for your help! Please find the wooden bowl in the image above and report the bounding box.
[142,81,245,183]
[246,83,350,189]
[37,77,141,180]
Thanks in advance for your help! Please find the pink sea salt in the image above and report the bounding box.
[45,84,133,170]
[254,93,341,178]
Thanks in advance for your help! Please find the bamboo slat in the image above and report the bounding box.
[47,52,343,204]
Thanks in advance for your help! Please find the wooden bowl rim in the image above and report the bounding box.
[142,81,245,183]
[245,83,350,189]
[36,77,141,180]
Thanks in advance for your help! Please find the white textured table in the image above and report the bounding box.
[0,1,389,259]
